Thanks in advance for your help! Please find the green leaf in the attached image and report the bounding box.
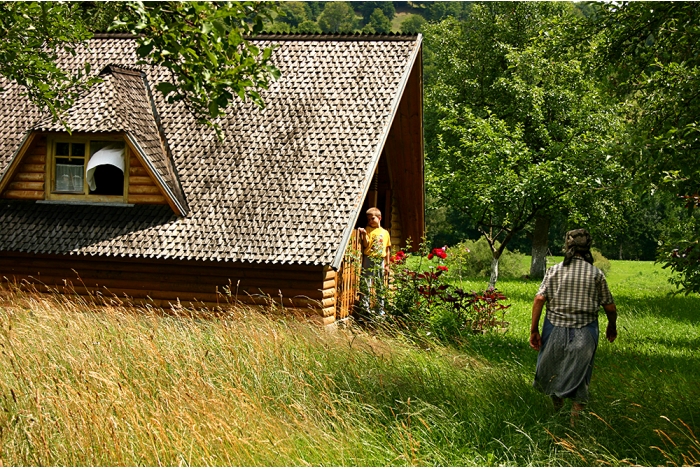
[155,82,178,96]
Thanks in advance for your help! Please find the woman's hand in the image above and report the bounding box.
[529,331,542,351]
[606,322,617,343]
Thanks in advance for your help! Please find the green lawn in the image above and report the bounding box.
[0,259,697,465]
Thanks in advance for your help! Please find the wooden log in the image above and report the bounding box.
[25,154,46,164]
[3,272,332,301]
[128,194,168,205]
[129,176,155,186]
[129,157,142,167]
[19,164,45,173]
[128,185,162,195]
[4,264,336,291]
[8,181,44,191]
[0,253,329,278]
[2,190,44,199]
[129,167,149,176]
[0,262,327,285]
[14,172,45,182]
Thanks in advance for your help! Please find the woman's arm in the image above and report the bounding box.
[529,295,546,350]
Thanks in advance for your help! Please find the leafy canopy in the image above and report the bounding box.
[0,1,280,135]
[0,2,97,122]
[592,1,700,293]
[424,3,624,283]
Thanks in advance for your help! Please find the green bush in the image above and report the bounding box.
[443,237,525,280]
[592,248,611,274]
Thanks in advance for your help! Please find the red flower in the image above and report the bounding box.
[428,247,447,260]
[391,250,407,263]
[437,265,448,272]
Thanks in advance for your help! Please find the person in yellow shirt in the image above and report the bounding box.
[358,207,391,317]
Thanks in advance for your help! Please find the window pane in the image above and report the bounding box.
[55,142,70,156]
[55,161,84,192]
[90,140,124,157]
[72,143,85,157]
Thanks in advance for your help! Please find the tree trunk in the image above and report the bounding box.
[488,255,500,288]
[529,215,551,279]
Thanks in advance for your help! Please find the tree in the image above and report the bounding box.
[0,2,96,123]
[357,2,395,26]
[0,1,280,133]
[297,20,322,34]
[304,2,325,22]
[413,1,470,22]
[424,4,625,286]
[363,8,392,34]
[317,2,357,33]
[277,2,307,28]
[400,14,426,34]
[592,2,700,293]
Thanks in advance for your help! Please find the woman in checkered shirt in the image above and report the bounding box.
[529,229,618,423]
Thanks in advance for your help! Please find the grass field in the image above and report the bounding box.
[0,258,698,465]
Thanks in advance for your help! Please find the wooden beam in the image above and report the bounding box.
[18,164,44,173]
[8,181,44,191]
[2,190,44,199]
[129,176,155,186]
[14,172,45,182]
[128,185,161,195]
[129,167,149,176]
[127,194,168,205]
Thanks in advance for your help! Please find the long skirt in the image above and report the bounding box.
[533,317,599,403]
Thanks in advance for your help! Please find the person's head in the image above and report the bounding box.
[563,228,594,266]
[366,207,382,228]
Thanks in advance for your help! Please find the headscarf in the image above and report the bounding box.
[563,228,594,266]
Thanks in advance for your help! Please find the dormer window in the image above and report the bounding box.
[48,136,126,200]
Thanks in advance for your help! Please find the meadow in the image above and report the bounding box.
[0,258,697,466]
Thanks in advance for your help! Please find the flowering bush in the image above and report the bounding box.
[386,242,510,341]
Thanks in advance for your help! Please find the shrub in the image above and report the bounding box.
[592,248,611,274]
[443,237,525,280]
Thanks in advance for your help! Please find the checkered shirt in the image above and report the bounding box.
[536,257,614,328]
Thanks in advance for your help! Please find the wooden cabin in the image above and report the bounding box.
[0,34,425,325]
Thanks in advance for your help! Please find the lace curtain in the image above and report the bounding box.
[55,164,84,192]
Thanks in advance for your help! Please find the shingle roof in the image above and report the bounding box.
[0,35,422,266]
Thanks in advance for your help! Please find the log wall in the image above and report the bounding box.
[1,135,46,200]
[127,156,168,205]
[390,191,403,250]
[0,253,337,325]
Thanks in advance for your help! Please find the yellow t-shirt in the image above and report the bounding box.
[363,226,391,259]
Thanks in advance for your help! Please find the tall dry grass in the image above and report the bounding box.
[0,282,390,465]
